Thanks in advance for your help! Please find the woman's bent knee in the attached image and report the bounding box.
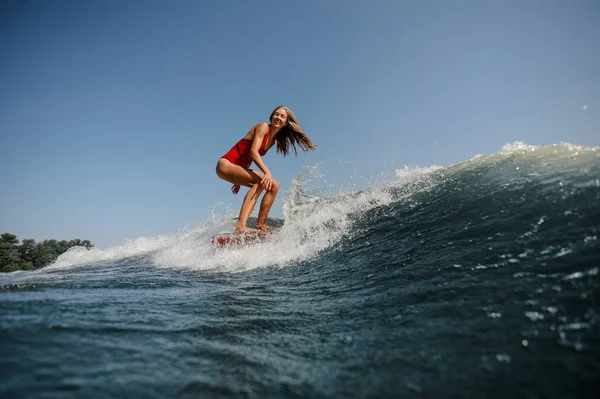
[216,158,228,178]
[270,179,280,193]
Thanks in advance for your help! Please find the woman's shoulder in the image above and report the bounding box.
[244,122,269,140]
[251,122,269,136]
[255,121,269,131]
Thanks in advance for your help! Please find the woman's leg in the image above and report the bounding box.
[256,179,279,230]
[236,183,263,232]
[216,159,278,232]
[216,158,263,187]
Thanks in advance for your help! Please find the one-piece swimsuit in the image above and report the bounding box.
[221,127,270,169]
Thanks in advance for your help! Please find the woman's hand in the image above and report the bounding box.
[261,172,273,191]
[231,184,240,195]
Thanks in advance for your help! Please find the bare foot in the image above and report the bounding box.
[256,224,278,231]
[234,227,259,234]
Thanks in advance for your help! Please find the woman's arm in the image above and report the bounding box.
[249,122,273,191]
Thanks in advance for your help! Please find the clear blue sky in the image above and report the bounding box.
[1,0,598,248]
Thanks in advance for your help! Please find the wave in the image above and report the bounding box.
[13,141,599,276]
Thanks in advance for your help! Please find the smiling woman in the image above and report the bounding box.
[215,105,317,233]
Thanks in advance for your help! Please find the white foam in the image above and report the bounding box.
[395,165,443,182]
[152,164,403,272]
[46,229,197,270]
[42,162,451,273]
[499,141,538,154]
[44,140,598,274]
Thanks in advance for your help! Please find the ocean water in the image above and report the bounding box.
[1,142,599,398]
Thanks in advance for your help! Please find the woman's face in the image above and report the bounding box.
[271,108,288,128]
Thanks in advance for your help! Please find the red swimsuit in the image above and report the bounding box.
[221,127,271,169]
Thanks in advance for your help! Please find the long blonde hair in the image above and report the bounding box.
[270,106,317,157]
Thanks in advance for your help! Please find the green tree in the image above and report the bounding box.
[1,233,21,272]
[0,233,94,272]
[19,239,37,264]
[34,240,58,268]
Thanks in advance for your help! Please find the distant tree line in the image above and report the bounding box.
[0,233,94,273]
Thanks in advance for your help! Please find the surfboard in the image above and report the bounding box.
[211,230,276,247]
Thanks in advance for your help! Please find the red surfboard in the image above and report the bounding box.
[211,230,276,247]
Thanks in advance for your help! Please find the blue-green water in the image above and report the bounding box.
[1,142,599,398]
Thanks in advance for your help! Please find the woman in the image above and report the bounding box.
[216,106,317,232]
